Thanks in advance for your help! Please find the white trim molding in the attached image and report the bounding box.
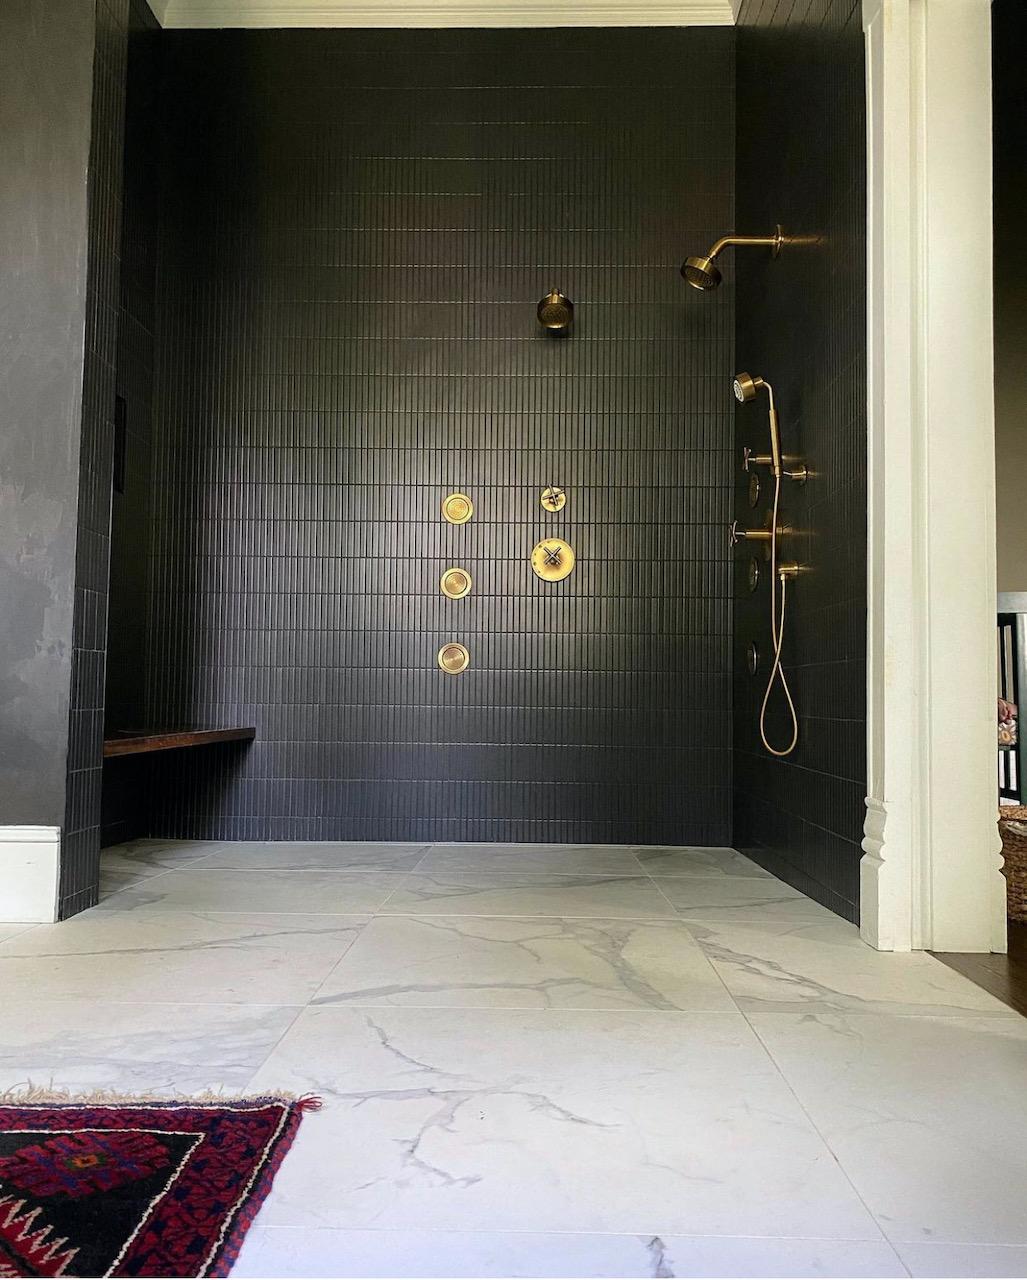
[861,0,1004,952]
[0,826,60,923]
[152,0,735,27]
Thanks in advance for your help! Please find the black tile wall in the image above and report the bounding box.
[144,28,737,844]
[101,0,163,850]
[62,0,130,917]
[733,0,867,920]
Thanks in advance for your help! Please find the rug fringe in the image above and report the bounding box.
[0,1082,317,1108]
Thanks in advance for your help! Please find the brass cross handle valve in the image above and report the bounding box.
[729,520,773,547]
[743,446,773,473]
[729,519,790,547]
[743,446,808,484]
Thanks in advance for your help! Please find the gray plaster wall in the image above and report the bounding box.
[0,0,95,826]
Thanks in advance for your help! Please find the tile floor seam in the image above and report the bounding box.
[408,844,434,872]
[239,1225,904,1241]
[737,1009,912,1277]
[303,915,379,1007]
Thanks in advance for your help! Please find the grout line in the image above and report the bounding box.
[238,1224,911,1243]
[738,1011,912,1278]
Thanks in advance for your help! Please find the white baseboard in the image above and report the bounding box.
[0,827,60,923]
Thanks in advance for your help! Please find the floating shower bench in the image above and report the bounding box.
[102,727,256,757]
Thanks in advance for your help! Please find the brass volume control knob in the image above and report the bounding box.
[531,539,575,582]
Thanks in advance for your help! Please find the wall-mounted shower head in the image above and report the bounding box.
[681,227,795,292]
[681,255,723,292]
[537,289,573,331]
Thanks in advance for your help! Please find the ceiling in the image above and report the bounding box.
[146,0,739,28]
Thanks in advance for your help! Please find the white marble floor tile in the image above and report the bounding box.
[0,912,368,1004]
[749,1011,1027,1245]
[896,1242,1027,1277]
[656,877,835,924]
[690,919,1014,1015]
[0,923,35,944]
[380,873,677,919]
[233,1228,907,1279]
[633,847,773,879]
[313,915,736,1011]
[202,842,429,872]
[418,844,643,876]
[103,838,219,868]
[244,1007,881,1239]
[99,839,219,898]
[0,999,297,1096]
[98,868,405,914]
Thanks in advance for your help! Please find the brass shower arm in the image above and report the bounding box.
[707,230,787,259]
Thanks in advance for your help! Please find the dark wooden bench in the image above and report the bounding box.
[103,728,256,758]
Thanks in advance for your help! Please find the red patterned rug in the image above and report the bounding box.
[0,1094,319,1277]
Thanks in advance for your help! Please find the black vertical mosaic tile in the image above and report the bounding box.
[733,0,867,921]
[62,0,130,917]
[146,28,736,845]
[101,0,163,848]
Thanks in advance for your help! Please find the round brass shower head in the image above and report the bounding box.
[681,254,723,292]
[537,289,574,330]
[733,371,762,403]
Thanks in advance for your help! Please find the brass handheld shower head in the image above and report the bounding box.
[733,372,781,477]
[682,226,792,292]
[733,372,764,403]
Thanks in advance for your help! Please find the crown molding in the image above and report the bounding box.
[154,0,735,28]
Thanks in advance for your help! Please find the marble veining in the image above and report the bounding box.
[98,868,405,915]
[3,840,1023,1277]
[313,915,735,1011]
[202,842,430,873]
[233,1228,907,1279]
[632,847,774,879]
[244,1006,883,1238]
[0,999,299,1095]
[656,876,836,923]
[379,872,678,919]
[416,844,644,877]
[0,911,370,1004]
[688,919,1017,1016]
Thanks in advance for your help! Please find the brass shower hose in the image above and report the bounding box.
[761,470,800,757]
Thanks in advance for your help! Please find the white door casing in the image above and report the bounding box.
[861,0,1005,952]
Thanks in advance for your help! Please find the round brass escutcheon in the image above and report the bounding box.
[540,485,567,513]
[442,493,473,524]
[748,557,760,593]
[531,539,575,582]
[438,642,470,674]
[746,641,759,677]
[440,567,472,599]
[748,471,760,508]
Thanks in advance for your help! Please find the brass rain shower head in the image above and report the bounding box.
[681,226,791,291]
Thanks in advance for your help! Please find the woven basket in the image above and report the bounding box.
[1000,806,1027,922]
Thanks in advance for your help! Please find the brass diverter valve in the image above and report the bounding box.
[729,518,787,548]
[743,446,808,485]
